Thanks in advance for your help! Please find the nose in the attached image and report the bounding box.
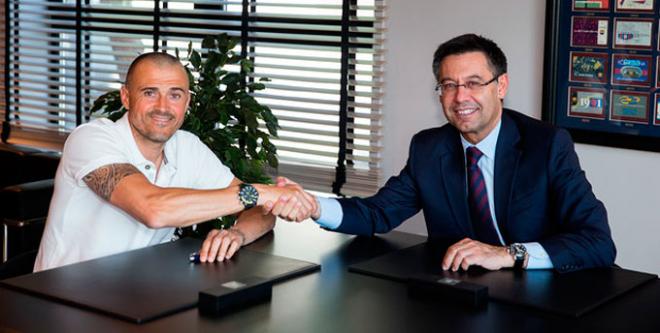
[155,93,168,110]
[454,84,471,102]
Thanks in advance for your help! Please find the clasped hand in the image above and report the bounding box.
[260,177,319,222]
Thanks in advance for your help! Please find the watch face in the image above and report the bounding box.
[240,184,259,208]
[511,243,527,259]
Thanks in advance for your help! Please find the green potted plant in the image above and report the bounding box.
[90,33,279,235]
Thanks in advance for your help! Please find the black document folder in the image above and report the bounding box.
[1,238,319,323]
[349,241,657,317]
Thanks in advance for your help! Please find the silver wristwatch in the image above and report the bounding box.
[508,243,527,270]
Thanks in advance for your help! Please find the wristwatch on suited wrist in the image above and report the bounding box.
[507,243,528,270]
[238,183,259,209]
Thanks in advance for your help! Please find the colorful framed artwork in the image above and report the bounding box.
[570,52,609,83]
[571,16,609,48]
[615,0,654,12]
[544,1,660,152]
[568,87,608,119]
[610,90,649,124]
[611,53,652,86]
[654,93,660,125]
[613,18,653,50]
[573,0,610,11]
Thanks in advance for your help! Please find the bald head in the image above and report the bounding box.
[125,52,188,89]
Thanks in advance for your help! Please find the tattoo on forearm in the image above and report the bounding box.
[83,163,140,201]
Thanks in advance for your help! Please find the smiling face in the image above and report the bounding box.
[438,51,508,144]
[120,60,190,148]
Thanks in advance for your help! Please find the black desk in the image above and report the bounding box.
[1,222,660,332]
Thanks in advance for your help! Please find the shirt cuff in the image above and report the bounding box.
[314,197,343,230]
[523,242,554,269]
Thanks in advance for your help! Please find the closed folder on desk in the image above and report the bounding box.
[349,241,657,317]
[1,238,319,323]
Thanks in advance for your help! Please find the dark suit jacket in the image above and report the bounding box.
[336,109,616,273]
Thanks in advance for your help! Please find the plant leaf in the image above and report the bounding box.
[190,50,202,69]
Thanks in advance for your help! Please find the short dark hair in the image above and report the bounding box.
[125,52,184,88]
[431,34,507,82]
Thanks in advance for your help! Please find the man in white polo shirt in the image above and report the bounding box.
[34,52,316,271]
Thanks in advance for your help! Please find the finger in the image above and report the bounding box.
[460,256,473,271]
[208,230,228,262]
[276,177,289,187]
[305,192,318,211]
[291,198,309,221]
[287,202,305,222]
[297,191,315,212]
[449,243,471,271]
[442,239,467,270]
[296,205,308,222]
[442,246,457,270]
[295,191,316,215]
[262,201,274,215]
[280,196,301,220]
[451,250,465,271]
[270,195,290,216]
[309,195,321,219]
[225,240,241,259]
[452,247,475,271]
[296,194,314,221]
[217,236,232,261]
[199,229,219,262]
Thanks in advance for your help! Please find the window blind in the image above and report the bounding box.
[3,0,385,196]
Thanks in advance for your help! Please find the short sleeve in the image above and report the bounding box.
[175,131,235,189]
[61,119,131,187]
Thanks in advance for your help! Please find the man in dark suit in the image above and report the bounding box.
[267,34,616,273]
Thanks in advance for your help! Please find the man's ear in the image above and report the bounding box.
[120,85,130,110]
[496,73,509,99]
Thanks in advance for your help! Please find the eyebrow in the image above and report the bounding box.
[138,86,187,93]
[439,74,485,82]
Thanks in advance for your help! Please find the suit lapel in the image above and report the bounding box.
[439,130,473,236]
[494,111,522,243]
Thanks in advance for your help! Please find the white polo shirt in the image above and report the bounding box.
[34,114,234,271]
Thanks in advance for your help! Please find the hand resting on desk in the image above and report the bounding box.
[442,238,515,271]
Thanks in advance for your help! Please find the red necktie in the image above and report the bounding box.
[466,146,501,245]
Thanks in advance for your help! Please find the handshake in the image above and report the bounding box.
[254,177,320,222]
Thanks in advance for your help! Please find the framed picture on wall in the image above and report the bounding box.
[573,0,610,11]
[609,90,649,124]
[568,87,608,119]
[570,16,610,48]
[611,53,652,86]
[543,0,660,152]
[653,93,660,125]
[614,0,654,13]
[612,18,654,50]
[570,51,609,83]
